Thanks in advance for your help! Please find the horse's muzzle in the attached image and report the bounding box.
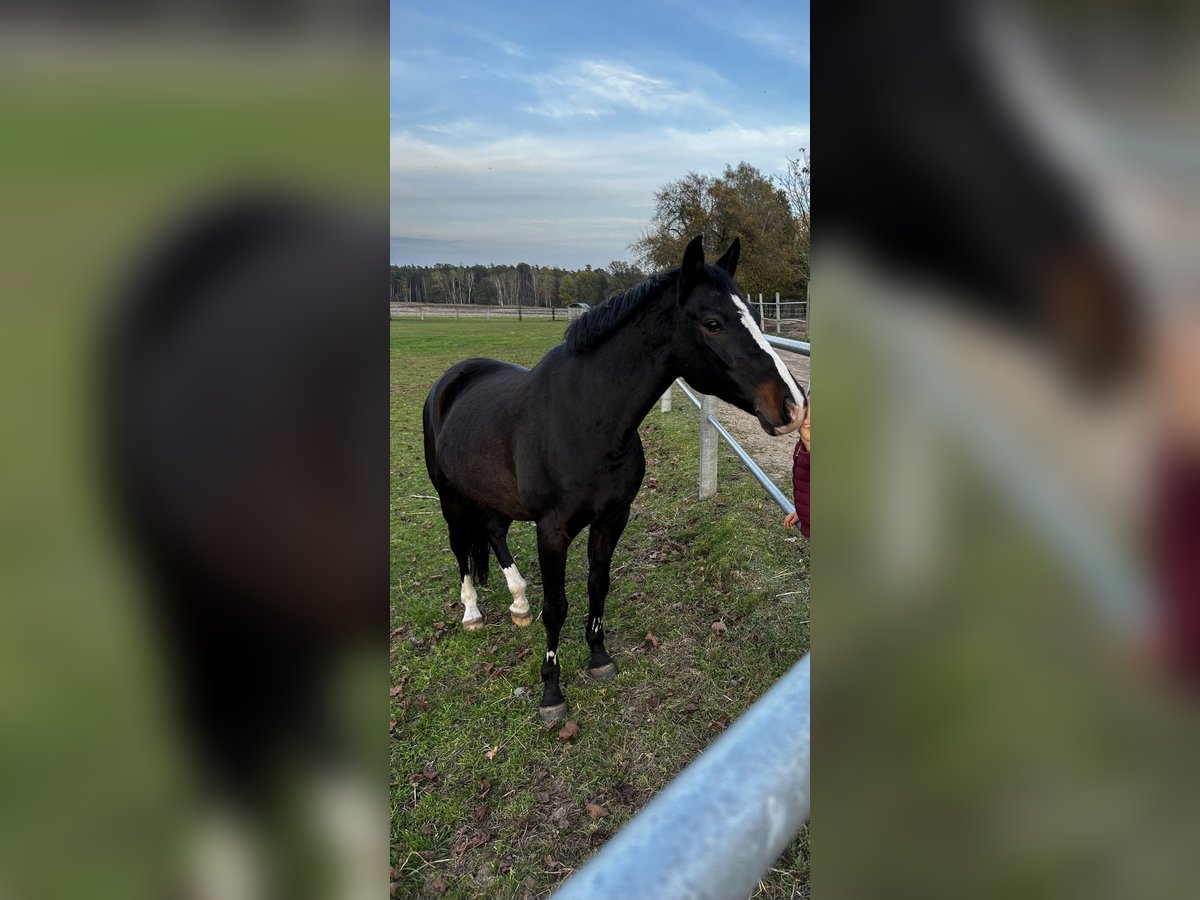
[758,398,804,436]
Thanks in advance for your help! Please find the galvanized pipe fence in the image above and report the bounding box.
[665,334,810,513]
[552,335,812,900]
[551,655,810,900]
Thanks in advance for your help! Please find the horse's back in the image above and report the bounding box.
[424,358,528,435]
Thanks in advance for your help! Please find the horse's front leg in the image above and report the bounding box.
[535,521,572,723]
[584,506,630,680]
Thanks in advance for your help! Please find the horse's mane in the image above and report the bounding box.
[563,269,679,354]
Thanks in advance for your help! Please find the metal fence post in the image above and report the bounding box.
[775,292,781,334]
[660,384,673,413]
[699,394,718,499]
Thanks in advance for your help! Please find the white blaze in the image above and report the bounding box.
[729,293,805,411]
[460,574,481,624]
[503,564,529,617]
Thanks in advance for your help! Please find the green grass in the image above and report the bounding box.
[391,319,810,899]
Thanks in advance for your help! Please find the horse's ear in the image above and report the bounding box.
[680,235,705,293]
[715,237,740,276]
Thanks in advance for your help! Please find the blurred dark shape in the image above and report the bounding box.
[818,0,1142,388]
[98,192,386,897]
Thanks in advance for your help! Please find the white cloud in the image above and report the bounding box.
[682,2,810,69]
[390,121,807,184]
[389,119,808,264]
[662,123,810,173]
[526,59,708,119]
[728,21,809,67]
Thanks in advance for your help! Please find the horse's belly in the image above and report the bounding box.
[459,473,532,521]
[436,432,531,520]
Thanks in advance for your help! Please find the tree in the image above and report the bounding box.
[575,265,611,307]
[607,259,646,292]
[630,172,716,276]
[559,273,578,306]
[776,149,810,290]
[631,161,805,298]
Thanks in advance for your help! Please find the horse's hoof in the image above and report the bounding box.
[511,611,533,627]
[538,702,568,724]
[586,661,619,681]
[463,617,484,631]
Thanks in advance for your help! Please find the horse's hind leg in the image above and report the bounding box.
[584,506,629,680]
[486,517,531,627]
[444,506,486,630]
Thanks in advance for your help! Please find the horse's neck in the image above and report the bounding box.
[574,298,678,447]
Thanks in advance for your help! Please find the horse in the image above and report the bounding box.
[423,235,808,722]
[816,0,1141,388]
[100,194,386,897]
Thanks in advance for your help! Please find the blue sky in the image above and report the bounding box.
[390,0,809,268]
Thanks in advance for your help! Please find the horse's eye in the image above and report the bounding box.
[702,318,723,334]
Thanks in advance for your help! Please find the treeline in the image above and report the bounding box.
[389,260,647,307]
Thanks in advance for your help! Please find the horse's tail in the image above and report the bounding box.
[467,518,490,588]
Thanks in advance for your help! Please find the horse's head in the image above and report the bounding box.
[673,235,807,435]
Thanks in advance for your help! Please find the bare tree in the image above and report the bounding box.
[777,149,810,288]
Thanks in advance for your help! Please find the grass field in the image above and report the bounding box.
[390,319,810,899]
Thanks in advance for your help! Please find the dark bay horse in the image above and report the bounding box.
[423,235,808,722]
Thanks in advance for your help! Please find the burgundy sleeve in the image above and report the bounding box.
[793,443,810,538]
[1155,445,1200,686]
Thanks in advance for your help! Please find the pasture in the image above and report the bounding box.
[391,319,810,899]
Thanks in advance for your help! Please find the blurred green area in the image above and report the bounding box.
[0,44,384,898]
[815,256,1200,897]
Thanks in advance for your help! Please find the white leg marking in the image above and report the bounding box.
[460,574,481,624]
[545,650,557,663]
[310,769,387,900]
[187,803,264,900]
[729,293,806,410]
[503,564,529,616]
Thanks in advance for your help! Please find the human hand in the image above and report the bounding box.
[783,512,799,529]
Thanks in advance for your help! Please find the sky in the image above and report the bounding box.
[390,0,809,269]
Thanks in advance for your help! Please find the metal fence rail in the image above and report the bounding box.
[669,333,809,513]
[766,335,811,355]
[552,655,810,900]
[673,381,796,514]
